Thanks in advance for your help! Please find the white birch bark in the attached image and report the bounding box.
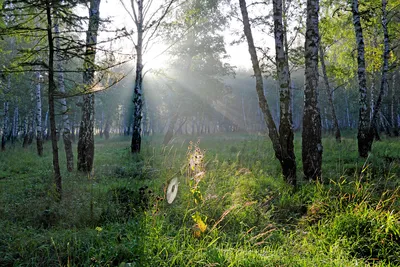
[131,0,144,153]
[240,0,296,185]
[36,71,43,156]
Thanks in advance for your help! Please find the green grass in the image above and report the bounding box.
[0,133,399,266]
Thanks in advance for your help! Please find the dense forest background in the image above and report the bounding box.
[0,0,400,266]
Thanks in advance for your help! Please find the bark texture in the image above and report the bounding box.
[45,0,62,198]
[352,0,370,158]
[273,0,296,185]
[77,0,101,172]
[239,0,296,186]
[131,0,144,153]
[303,0,322,181]
[55,20,73,172]
[36,71,43,156]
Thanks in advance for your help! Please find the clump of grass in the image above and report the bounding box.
[1,134,400,266]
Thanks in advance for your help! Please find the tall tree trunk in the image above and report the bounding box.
[239,0,296,186]
[71,111,76,142]
[55,19,74,172]
[45,0,62,199]
[23,119,30,147]
[131,0,144,153]
[1,101,9,151]
[77,0,101,172]
[12,104,18,143]
[99,110,104,138]
[241,93,247,130]
[370,76,375,121]
[303,0,322,181]
[27,88,35,145]
[142,94,149,137]
[1,76,11,150]
[36,71,43,156]
[122,105,127,135]
[273,0,297,184]
[319,46,341,142]
[163,111,179,145]
[387,73,393,135]
[104,117,110,140]
[392,73,399,136]
[22,117,29,148]
[352,0,370,158]
[43,110,49,140]
[345,89,351,128]
[368,0,390,143]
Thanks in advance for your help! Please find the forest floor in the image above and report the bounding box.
[0,133,399,266]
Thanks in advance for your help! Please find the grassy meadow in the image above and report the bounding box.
[0,133,399,266]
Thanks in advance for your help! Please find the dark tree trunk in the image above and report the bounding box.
[99,111,104,138]
[45,0,62,199]
[78,95,95,172]
[352,0,371,158]
[11,104,18,143]
[303,0,323,181]
[104,118,110,140]
[392,73,399,136]
[22,117,29,148]
[163,112,178,145]
[71,112,76,142]
[1,101,9,151]
[77,0,101,172]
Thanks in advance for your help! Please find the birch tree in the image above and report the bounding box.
[302,0,322,181]
[121,0,176,153]
[35,71,43,156]
[239,0,296,186]
[351,0,372,157]
[272,0,297,184]
[77,0,101,172]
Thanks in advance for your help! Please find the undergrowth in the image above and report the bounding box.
[0,133,399,266]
